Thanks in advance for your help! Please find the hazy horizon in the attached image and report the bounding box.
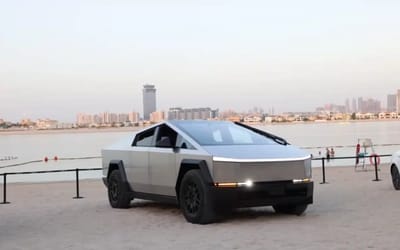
[1,0,399,122]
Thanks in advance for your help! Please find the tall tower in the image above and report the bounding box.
[387,94,396,112]
[352,98,357,113]
[397,89,400,114]
[345,98,350,113]
[143,84,156,120]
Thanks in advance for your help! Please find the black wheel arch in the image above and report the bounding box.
[106,160,132,192]
[175,159,213,199]
[391,164,398,174]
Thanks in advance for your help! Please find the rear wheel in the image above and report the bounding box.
[179,170,217,224]
[273,204,308,215]
[108,170,131,208]
[391,166,400,190]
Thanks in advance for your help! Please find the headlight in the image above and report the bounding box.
[215,179,253,188]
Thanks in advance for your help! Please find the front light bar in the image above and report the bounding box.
[292,178,311,184]
[214,180,253,188]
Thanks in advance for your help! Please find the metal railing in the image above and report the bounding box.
[1,167,102,204]
[312,154,392,184]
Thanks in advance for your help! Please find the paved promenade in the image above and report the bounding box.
[1,164,399,250]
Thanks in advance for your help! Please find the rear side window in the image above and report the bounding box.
[133,128,156,147]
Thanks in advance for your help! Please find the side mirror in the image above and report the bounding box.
[173,146,180,153]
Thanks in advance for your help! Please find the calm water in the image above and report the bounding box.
[1,121,399,183]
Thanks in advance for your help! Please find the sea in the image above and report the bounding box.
[1,120,399,183]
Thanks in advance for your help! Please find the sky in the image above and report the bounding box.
[1,0,399,122]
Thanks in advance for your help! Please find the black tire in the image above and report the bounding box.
[179,169,217,224]
[108,170,132,208]
[391,166,400,190]
[273,204,308,215]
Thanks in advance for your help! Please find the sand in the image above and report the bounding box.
[1,164,399,250]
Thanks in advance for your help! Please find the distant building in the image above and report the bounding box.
[77,112,138,126]
[227,116,241,122]
[387,94,397,112]
[366,98,381,113]
[352,98,357,113]
[143,84,156,120]
[397,90,400,113]
[379,112,398,119]
[92,114,102,124]
[243,116,262,123]
[356,97,381,113]
[109,113,118,124]
[118,113,129,123]
[322,103,346,113]
[76,113,92,126]
[150,111,165,123]
[20,119,35,127]
[345,98,350,113]
[37,119,58,129]
[128,112,140,123]
[358,97,364,113]
[167,107,218,120]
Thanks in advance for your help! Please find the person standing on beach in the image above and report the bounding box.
[330,148,335,159]
[326,148,330,162]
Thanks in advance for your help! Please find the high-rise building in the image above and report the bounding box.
[354,97,381,113]
[128,112,140,123]
[387,94,397,112]
[118,113,129,123]
[397,90,400,113]
[345,98,350,113]
[352,98,357,113]
[358,97,364,113]
[167,107,219,120]
[76,113,93,126]
[143,84,156,120]
[364,98,381,113]
[150,111,165,123]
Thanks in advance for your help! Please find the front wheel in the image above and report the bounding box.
[273,204,308,215]
[391,166,400,190]
[179,170,217,224]
[108,170,132,208]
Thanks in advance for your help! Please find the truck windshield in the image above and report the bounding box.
[174,121,277,146]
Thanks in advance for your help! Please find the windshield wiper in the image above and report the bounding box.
[234,122,289,146]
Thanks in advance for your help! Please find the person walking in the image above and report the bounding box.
[326,148,330,162]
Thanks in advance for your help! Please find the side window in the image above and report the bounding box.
[134,128,156,147]
[155,125,178,148]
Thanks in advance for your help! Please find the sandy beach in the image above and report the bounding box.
[1,164,399,250]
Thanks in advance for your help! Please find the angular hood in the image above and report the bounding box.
[202,144,310,162]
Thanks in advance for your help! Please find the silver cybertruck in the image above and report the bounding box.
[102,120,313,224]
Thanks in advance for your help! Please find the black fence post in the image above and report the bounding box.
[372,155,381,182]
[320,157,328,184]
[1,174,10,204]
[73,168,83,199]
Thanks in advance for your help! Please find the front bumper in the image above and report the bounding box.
[211,181,313,208]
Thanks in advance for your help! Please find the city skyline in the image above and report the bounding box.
[1,1,400,122]
[1,89,399,123]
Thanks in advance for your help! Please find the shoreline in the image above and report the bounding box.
[1,119,399,136]
[0,126,142,135]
